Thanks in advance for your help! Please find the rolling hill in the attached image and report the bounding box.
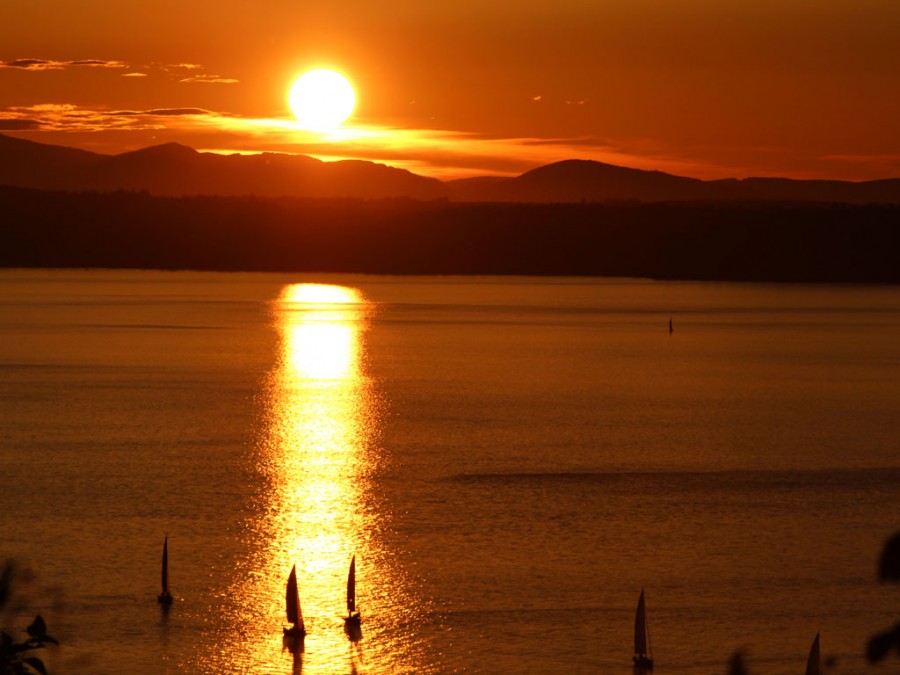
[0,133,446,200]
[2,133,900,203]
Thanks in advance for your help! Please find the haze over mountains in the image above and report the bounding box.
[2,133,900,204]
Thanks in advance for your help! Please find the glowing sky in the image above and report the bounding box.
[1,0,899,180]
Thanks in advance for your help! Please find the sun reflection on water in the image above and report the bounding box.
[270,284,372,669]
[199,283,421,674]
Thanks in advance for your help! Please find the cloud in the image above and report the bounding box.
[68,59,127,68]
[188,118,708,180]
[0,98,730,179]
[179,76,240,84]
[25,104,78,113]
[0,59,58,70]
[820,153,900,166]
[0,99,619,177]
[165,63,204,71]
[0,58,240,87]
[156,63,239,83]
[0,58,127,70]
[9,105,895,182]
[0,103,217,134]
[112,108,215,117]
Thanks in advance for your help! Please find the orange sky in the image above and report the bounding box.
[1,0,899,181]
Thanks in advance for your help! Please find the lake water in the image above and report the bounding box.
[1,270,898,674]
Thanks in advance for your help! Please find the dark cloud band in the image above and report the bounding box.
[0,59,127,70]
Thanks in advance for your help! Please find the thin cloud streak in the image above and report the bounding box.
[178,76,240,84]
[112,108,216,117]
[176,112,741,180]
[0,104,219,133]
[1,100,687,176]
[1,58,237,84]
[820,153,900,171]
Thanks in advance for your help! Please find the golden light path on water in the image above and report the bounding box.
[199,283,424,674]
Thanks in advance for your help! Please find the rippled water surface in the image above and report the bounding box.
[1,270,898,674]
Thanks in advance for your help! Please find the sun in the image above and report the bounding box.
[288,69,356,131]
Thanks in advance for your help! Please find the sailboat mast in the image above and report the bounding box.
[161,535,169,594]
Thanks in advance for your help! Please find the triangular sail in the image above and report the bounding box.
[286,565,304,630]
[347,555,357,614]
[634,589,648,656]
[805,633,820,675]
[161,535,169,594]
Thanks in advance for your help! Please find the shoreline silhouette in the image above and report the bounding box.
[1,184,898,283]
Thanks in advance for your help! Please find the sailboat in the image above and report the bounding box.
[157,535,173,605]
[283,564,306,638]
[344,555,362,627]
[632,588,653,670]
[805,633,820,675]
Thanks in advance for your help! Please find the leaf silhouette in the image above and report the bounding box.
[879,532,900,581]
[22,656,48,675]
[25,615,46,640]
[867,623,900,663]
[0,560,15,609]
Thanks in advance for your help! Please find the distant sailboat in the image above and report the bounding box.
[632,589,653,670]
[805,633,820,675]
[157,535,173,605]
[344,555,361,627]
[283,564,306,638]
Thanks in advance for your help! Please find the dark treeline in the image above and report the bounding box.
[1,185,898,283]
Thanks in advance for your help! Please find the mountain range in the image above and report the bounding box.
[2,132,900,204]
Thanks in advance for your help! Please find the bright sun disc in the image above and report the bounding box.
[289,69,356,131]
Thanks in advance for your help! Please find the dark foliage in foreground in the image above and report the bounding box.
[0,562,58,675]
[1,186,899,283]
[868,532,900,664]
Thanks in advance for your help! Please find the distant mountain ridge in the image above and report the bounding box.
[445,159,900,204]
[0,133,445,200]
[446,160,707,202]
[2,133,900,203]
